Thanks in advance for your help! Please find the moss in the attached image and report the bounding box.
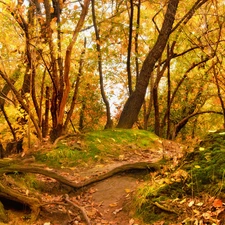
[35,129,159,168]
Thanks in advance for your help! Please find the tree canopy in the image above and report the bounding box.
[0,0,225,146]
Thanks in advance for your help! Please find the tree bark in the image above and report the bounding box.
[127,0,134,95]
[91,0,113,129]
[64,39,86,130]
[117,0,179,128]
[213,62,225,128]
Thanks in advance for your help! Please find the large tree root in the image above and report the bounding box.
[0,159,159,188]
[0,159,159,222]
[0,181,40,222]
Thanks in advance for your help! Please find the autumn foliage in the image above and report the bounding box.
[0,0,225,147]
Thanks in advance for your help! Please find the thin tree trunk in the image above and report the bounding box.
[0,70,42,140]
[42,86,50,138]
[79,100,86,131]
[50,0,90,141]
[57,0,90,125]
[92,0,113,129]
[166,44,171,139]
[153,85,160,135]
[213,62,225,128]
[64,39,87,130]
[1,106,16,141]
[135,0,141,86]
[127,0,134,95]
[143,74,154,130]
[161,56,210,132]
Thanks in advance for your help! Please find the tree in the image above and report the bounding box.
[117,0,179,128]
[91,0,113,129]
[0,0,91,142]
[117,0,213,130]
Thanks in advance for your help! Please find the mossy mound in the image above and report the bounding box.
[185,130,225,194]
[134,130,225,224]
[35,129,159,168]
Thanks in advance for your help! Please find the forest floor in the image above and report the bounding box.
[0,135,185,225]
[4,129,225,225]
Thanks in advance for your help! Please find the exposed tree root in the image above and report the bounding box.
[64,194,91,225]
[0,182,40,221]
[0,158,159,222]
[153,202,178,214]
[0,159,159,188]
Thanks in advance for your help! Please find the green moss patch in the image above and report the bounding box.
[35,129,159,168]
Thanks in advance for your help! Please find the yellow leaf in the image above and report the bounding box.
[50,18,57,31]
[196,202,204,206]
[188,200,195,207]
[109,203,117,207]
[195,165,201,169]
[119,155,125,161]
[199,147,205,151]
[125,188,131,193]
[180,198,186,204]
[193,209,200,215]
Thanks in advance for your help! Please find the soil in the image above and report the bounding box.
[79,173,146,225]
[1,139,185,225]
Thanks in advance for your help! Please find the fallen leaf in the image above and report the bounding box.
[188,200,195,207]
[202,211,212,219]
[125,188,131,193]
[119,155,125,161]
[89,188,96,194]
[180,198,187,204]
[109,203,117,207]
[113,207,122,214]
[213,199,223,208]
[196,202,204,206]
[43,223,51,225]
[193,209,200,215]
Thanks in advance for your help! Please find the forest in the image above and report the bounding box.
[1,0,225,224]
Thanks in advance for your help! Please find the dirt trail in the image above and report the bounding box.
[74,140,185,225]
[1,139,185,225]
[81,173,144,225]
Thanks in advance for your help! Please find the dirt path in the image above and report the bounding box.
[69,139,185,224]
[80,173,145,225]
[1,139,185,225]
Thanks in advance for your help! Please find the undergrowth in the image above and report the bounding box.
[133,130,225,224]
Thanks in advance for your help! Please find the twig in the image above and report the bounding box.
[64,194,91,225]
[153,201,178,214]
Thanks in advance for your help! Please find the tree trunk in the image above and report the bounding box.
[91,0,113,129]
[127,0,134,95]
[117,0,179,128]
[42,86,50,138]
